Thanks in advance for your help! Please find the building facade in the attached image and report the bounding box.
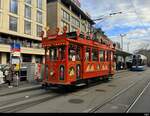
[47,0,95,34]
[0,0,46,64]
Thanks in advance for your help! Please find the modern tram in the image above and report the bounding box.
[131,54,147,71]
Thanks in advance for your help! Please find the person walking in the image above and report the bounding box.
[6,64,15,88]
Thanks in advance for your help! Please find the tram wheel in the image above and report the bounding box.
[63,85,76,92]
[41,83,48,89]
[102,76,109,82]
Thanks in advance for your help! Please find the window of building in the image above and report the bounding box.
[92,49,98,61]
[25,5,31,19]
[72,17,80,27]
[25,0,32,5]
[61,20,70,32]
[0,36,5,44]
[37,0,42,10]
[87,23,91,33]
[100,50,104,62]
[37,10,42,24]
[81,23,86,32]
[36,24,42,37]
[0,12,2,27]
[9,16,17,32]
[22,54,32,62]
[35,55,43,63]
[0,0,1,9]
[10,0,18,14]
[71,26,77,32]
[24,20,31,35]
[61,9,70,21]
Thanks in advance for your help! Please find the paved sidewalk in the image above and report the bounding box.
[0,81,41,96]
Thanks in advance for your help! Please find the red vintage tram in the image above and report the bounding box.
[41,27,116,87]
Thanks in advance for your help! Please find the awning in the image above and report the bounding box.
[115,49,132,57]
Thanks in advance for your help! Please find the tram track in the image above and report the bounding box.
[0,71,142,112]
[0,90,52,108]
[87,74,150,113]
[126,80,150,113]
[0,78,121,113]
[0,94,61,112]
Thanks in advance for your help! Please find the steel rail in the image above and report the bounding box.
[0,90,52,108]
[126,80,150,113]
[88,77,144,113]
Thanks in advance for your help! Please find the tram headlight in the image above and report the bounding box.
[50,70,54,76]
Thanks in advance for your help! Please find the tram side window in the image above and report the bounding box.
[111,52,114,61]
[50,47,58,61]
[76,46,81,61]
[69,45,76,61]
[100,50,104,62]
[86,48,90,61]
[106,51,109,61]
[92,49,98,61]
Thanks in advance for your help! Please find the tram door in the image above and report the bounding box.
[69,45,82,81]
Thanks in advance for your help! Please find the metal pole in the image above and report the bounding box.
[120,34,126,51]
[127,42,130,52]
[120,35,123,50]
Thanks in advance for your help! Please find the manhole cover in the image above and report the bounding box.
[69,99,84,104]
[95,89,106,92]
[108,85,116,87]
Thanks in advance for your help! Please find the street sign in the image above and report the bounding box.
[10,43,21,52]
[12,52,21,57]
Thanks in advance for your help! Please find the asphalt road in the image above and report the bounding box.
[128,81,150,113]
[0,69,150,113]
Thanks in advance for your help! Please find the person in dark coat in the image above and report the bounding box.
[6,64,15,88]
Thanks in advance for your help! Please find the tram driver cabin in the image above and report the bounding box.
[41,27,116,87]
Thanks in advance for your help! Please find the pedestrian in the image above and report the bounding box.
[6,63,15,88]
[34,61,40,82]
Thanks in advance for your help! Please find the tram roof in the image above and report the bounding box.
[42,31,115,50]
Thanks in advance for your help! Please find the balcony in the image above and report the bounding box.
[0,44,44,55]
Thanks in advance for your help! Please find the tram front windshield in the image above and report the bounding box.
[132,55,146,66]
[49,46,65,61]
